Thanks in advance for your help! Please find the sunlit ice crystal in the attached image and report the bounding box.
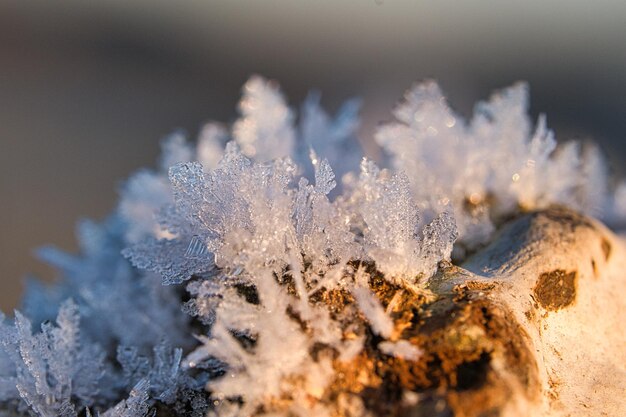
[376,80,622,250]
[233,75,296,161]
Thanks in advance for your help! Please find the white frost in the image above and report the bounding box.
[378,340,422,361]
[3,75,626,417]
[352,286,394,338]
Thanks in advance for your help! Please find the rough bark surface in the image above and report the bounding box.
[324,208,625,416]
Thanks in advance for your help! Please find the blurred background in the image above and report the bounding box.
[1,1,626,310]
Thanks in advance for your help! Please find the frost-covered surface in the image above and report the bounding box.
[0,300,106,417]
[376,81,626,250]
[1,76,625,416]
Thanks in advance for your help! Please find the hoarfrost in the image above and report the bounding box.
[100,380,151,417]
[299,91,362,182]
[353,159,456,284]
[376,81,622,247]
[25,217,189,350]
[3,75,626,417]
[117,342,184,404]
[233,75,296,162]
[378,340,422,361]
[0,300,106,417]
[352,286,393,338]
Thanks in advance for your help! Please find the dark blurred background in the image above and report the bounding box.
[1,1,625,310]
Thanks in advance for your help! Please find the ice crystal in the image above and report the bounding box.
[233,76,296,162]
[3,75,626,417]
[24,217,189,350]
[351,286,393,338]
[0,300,106,417]
[351,159,457,283]
[376,81,622,248]
[378,340,422,361]
[299,91,362,183]
[117,343,184,404]
[100,380,151,417]
[233,75,362,180]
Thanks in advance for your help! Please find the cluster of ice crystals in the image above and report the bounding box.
[99,380,151,417]
[299,92,362,183]
[3,75,626,417]
[233,76,296,161]
[350,159,457,284]
[0,300,106,417]
[120,77,452,415]
[376,80,625,248]
[25,217,189,351]
[183,266,363,417]
[116,343,185,404]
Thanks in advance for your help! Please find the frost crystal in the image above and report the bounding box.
[3,75,626,417]
[376,81,623,248]
[233,76,296,161]
[378,340,422,361]
[352,286,393,338]
[352,159,457,283]
[0,300,105,417]
[101,380,151,417]
[26,217,189,350]
[117,343,184,404]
